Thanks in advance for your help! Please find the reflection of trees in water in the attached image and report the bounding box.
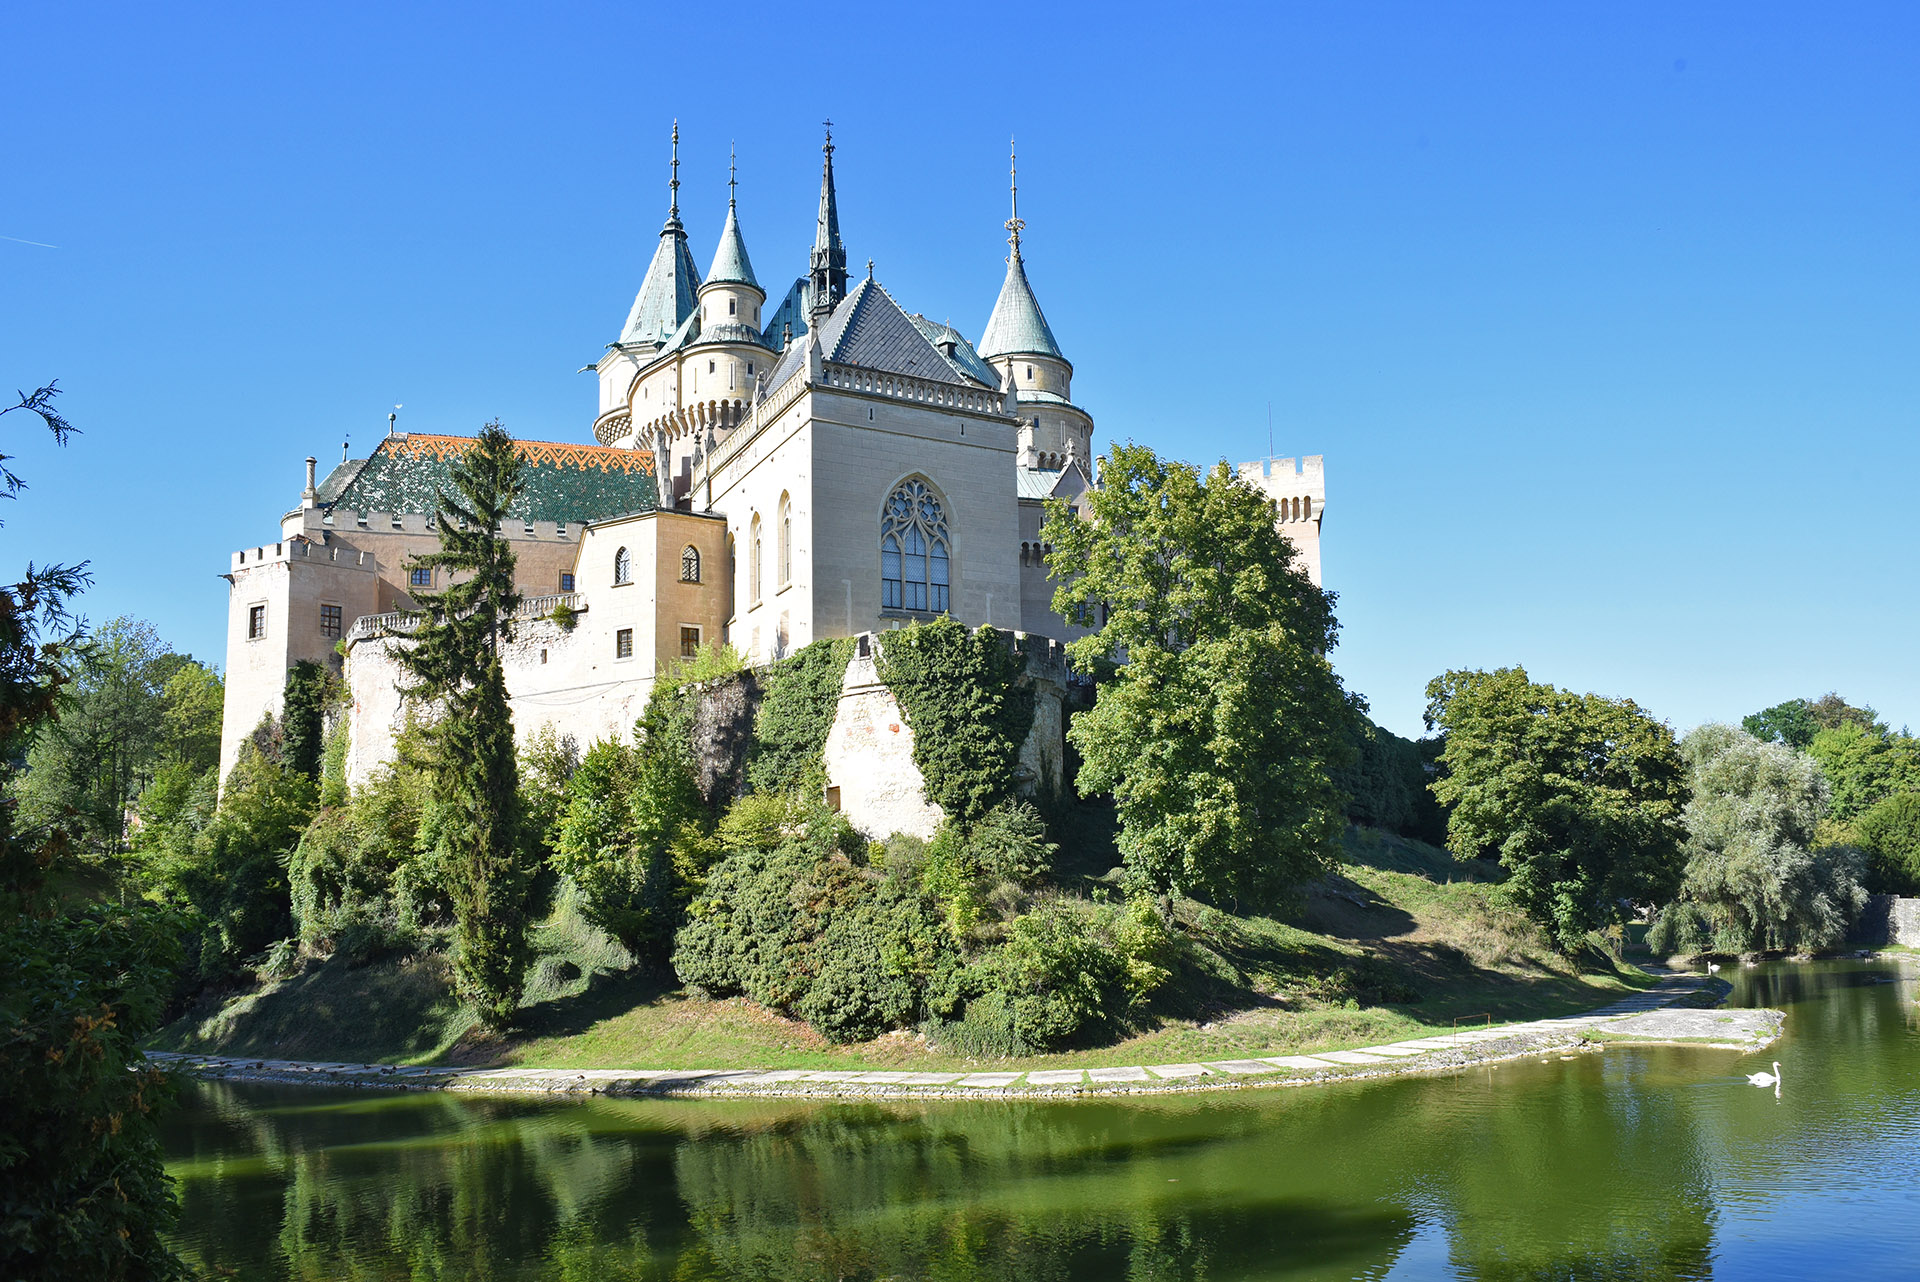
[164,1053,1743,1281]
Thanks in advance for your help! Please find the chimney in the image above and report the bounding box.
[303,456,318,508]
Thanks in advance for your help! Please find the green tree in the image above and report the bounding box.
[1424,666,1687,952]
[1649,724,1866,955]
[156,659,222,775]
[395,422,531,1026]
[1744,693,1882,750]
[1,383,188,1280]
[1805,722,1920,823]
[1044,443,1350,911]
[16,615,174,849]
[1854,792,1920,895]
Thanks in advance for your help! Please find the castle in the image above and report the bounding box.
[218,128,1325,827]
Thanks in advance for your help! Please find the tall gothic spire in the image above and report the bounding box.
[706,144,759,292]
[809,121,848,325]
[979,140,1065,364]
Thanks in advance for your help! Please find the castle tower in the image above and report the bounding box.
[808,124,849,328]
[979,144,1093,471]
[698,146,768,339]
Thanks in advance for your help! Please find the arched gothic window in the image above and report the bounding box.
[881,478,950,613]
[613,546,632,585]
[778,493,792,587]
[1302,496,1312,521]
[750,515,763,603]
[681,545,701,583]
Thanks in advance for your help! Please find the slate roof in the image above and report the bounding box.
[814,278,981,386]
[620,217,701,347]
[761,278,810,348]
[909,314,1002,387]
[706,205,759,290]
[979,251,1065,363]
[324,434,659,524]
[1015,462,1091,502]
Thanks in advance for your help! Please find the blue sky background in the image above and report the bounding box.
[5,1,1915,739]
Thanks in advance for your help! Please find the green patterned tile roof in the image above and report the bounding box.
[325,434,659,524]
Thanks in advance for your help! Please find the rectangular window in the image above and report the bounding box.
[320,604,342,639]
[680,625,701,658]
[410,567,432,589]
[560,573,575,593]
[248,605,266,640]
[615,628,633,659]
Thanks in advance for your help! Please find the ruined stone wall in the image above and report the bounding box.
[1854,895,1920,948]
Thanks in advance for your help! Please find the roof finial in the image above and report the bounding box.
[866,257,874,280]
[669,119,681,219]
[728,141,737,210]
[823,118,834,158]
[1006,136,1024,256]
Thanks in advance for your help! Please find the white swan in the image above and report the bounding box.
[1747,1062,1781,1088]
[1707,962,1721,973]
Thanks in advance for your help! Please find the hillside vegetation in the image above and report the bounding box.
[151,826,1651,1071]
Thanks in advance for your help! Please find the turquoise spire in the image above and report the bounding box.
[619,121,702,347]
[705,144,760,290]
[978,141,1065,363]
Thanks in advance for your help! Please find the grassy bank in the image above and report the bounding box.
[150,827,1653,1071]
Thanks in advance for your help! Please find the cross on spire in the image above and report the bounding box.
[668,119,681,219]
[1006,137,1025,255]
[728,141,737,209]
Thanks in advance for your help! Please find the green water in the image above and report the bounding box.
[162,960,1920,1280]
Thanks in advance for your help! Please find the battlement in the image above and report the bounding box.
[1236,454,1325,484]
[231,538,379,572]
[853,624,1069,684]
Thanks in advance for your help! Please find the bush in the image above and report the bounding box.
[1856,792,1920,895]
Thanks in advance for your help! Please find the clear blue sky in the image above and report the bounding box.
[5,2,1916,739]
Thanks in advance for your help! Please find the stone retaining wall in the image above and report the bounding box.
[1854,895,1920,947]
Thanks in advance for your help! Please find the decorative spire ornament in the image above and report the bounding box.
[1006,137,1025,257]
[668,119,682,220]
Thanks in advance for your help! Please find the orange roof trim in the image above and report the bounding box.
[385,433,657,477]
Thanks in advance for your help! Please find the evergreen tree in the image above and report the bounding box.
[394,422,531,1026]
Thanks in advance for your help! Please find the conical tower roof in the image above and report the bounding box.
[706,204,759,291]
[619,124,702,347]
[979,251,1064,362]
[978,142,1065,363]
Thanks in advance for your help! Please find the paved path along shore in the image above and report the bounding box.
[149,973,1783,1100]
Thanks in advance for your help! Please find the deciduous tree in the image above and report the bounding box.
[1424,666,1687,952]
[1044,444,1350,911]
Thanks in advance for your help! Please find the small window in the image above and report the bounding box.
[248,605,266,640]
[708,360,716,374]
[524,521,535,537]
[728,298,737,316]
[681,545,701,583]
[410,567,432,589]
[560,573,575,593]
[747,363,754,376]
[1026,365,1033,379]
[556,522,568,538]
[680,625,701,658]
[613,546,632,585]
[615,628,634,659]
[391,514,403,530]
[540,648,548,664]
[320,604,342,639]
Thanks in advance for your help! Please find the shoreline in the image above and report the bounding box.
[148,974,1784,1102]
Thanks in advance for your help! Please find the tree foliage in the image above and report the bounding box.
[1854,792,1920,896]
[1424,666,1687,952]
[1335,697,1446,843]
[1648,724,1866,955]
[876,617,1035,826]
[1742,693,1882,750]
[1805,722,1920,823]
[1045,444,1350,911]
[745,636,855,797]
[1,385,188,1280]
[394,421,532,1026]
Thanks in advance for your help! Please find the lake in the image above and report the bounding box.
[161,959,1920,1280]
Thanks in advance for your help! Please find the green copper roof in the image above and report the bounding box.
[706,204,759,291]
[979,251,1065,363]
[620,216,702,347]
[325,434,659,524]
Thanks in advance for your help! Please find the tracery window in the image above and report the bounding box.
[750,515,763,603]
[681,545,701,583]
[613,546,632,585]
[880,478,950,613]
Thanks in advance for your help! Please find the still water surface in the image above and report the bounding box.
[162,960,1920,1279]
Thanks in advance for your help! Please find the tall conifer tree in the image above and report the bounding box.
[397,421,531,1025]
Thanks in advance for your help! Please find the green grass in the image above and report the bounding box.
[152,826,1654,1073]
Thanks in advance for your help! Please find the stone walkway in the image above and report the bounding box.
[149,974,1781,1100]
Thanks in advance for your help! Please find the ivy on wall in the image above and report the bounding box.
[745,637,856,797]
[876,618,1035,827]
